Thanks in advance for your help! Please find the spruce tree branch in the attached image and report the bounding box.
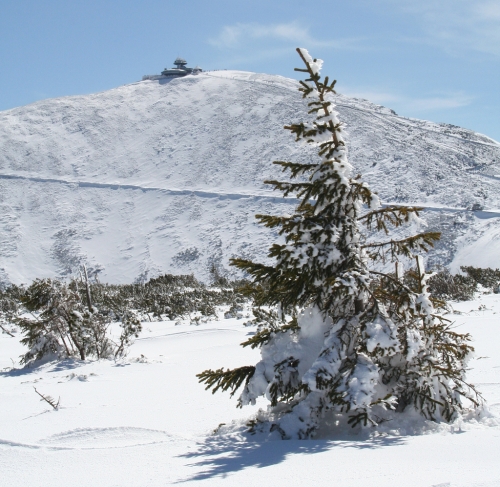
[362,232,441,259]
[272,160,317,177]
[230,259,275,279]
[368,270,415,295]
[358,206,423,223]
[255,214,290,229]
[34,387,60,410]
[0,322,15,337]
[241,328,273,349]
[196,366,256,397]
[264,179,311,189]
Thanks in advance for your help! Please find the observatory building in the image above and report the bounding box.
[162,57,202,76]
[142,58,202,81]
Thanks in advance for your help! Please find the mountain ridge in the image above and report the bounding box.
[1,70,500,285]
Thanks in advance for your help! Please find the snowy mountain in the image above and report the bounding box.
[1,71,500,285]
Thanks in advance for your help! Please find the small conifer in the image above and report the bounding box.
[198,48,481,438]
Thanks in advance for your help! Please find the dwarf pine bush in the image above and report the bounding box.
[198,48,481,438]
[11,271,245,365]
[16,278,141,365]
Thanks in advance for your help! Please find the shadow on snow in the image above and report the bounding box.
[0,358,86,377]
[177,432,406,482]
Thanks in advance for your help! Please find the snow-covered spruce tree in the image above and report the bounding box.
[197,48,481,439]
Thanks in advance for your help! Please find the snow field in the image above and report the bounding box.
[1,296,500,486]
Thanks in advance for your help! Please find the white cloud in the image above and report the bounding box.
[208,22,364,51]
[404,94,475,112]
[385,0,500,56]
[341,87,474,113]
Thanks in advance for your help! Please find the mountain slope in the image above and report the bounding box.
[1,71,499,284]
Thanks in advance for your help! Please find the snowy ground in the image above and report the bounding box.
[1,296,500,487]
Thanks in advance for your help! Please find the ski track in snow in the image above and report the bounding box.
[1,427,181,450]
[135,327,240,341]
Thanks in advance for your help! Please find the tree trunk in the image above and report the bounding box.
[354,298,365,314]
[83,265,93,312]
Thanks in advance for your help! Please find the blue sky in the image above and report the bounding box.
[1,0,499,142]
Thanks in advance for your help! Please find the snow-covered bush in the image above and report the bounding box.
[198,48,481,438]
[7,270,245,363]
[16,278,141,365]
[0,283,24,336]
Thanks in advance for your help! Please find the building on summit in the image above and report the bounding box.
[161,57,202,76]
[142,58,202,81]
